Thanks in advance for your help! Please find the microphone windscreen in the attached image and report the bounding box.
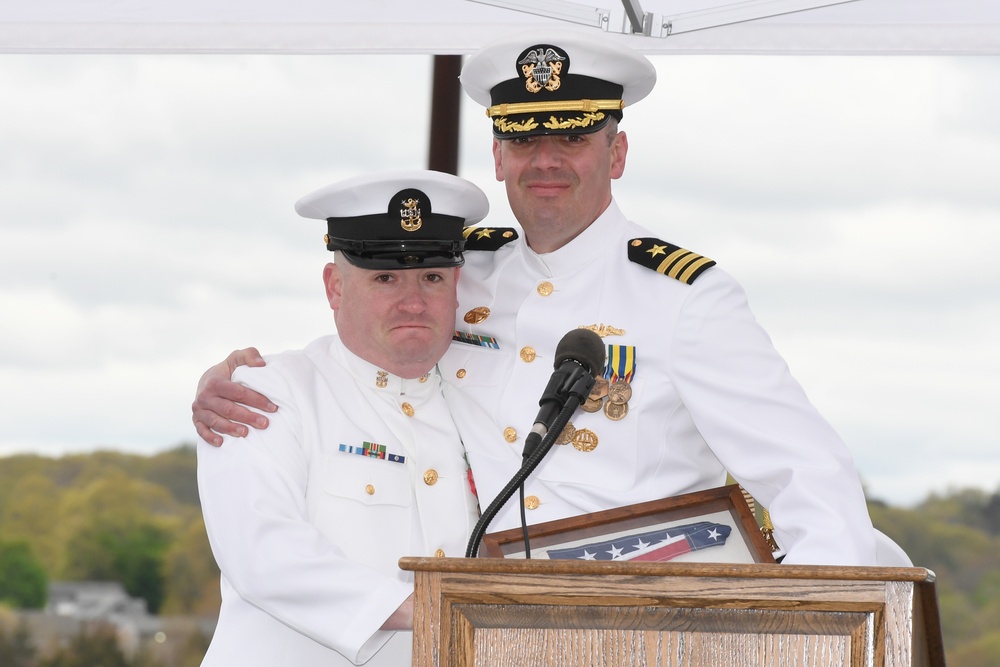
[553,329,606,374]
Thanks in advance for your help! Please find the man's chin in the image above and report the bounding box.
[389,330,446,358]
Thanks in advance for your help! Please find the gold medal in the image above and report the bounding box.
[604,346,636,421]
[555,422,576,445]
[571,428,599,452]
[603,400,628,421]
[588,376,609,401]
[581,397,603,413]
[608,379,632,404]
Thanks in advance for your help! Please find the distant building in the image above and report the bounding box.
[47,581,148,620]
[18,581,215,663]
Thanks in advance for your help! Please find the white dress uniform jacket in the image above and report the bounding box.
[198,335,479,666]
[441,200,876,565]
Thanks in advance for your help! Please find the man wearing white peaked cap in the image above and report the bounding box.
[442,28,876,566]
[197,170,484,666]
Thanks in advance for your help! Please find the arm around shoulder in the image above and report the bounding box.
[192,347,277,445]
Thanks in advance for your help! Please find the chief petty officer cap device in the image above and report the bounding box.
[295,170,490,270]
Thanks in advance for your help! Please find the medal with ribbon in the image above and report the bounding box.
[603,345,635,421]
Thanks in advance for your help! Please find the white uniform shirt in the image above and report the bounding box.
[198,335,479,666]
[441,200,876,565]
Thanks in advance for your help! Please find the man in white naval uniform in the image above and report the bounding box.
[440,30,877,565]
[193,31,877,566]
[196,171,484,666]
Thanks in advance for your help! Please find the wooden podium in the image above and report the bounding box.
[399,557,945,667]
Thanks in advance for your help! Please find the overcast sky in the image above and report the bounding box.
[1,53,997,507]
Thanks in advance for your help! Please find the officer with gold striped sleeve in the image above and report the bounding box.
[440,28,877,566]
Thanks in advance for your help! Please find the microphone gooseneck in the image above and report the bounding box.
[465,328,605,558]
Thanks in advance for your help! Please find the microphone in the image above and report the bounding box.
[465,328,606,558]
[522,328,606,459]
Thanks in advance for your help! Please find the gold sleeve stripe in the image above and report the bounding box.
[655,248,691,276]
[679,256,716,284]
[487,98,624,117]
[628,237,716,285]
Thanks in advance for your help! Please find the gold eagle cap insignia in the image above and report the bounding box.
[518,47,565,93]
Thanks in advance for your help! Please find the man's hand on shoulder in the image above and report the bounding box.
[192,347,277,446]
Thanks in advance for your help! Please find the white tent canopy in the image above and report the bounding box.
[2,0,998,55]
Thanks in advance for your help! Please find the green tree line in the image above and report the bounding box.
[869,488,1000,666]
[0,446,219,617]
[1,446,999,665]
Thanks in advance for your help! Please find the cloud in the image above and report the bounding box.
[624,56,1000,212]
[1,53,997,506]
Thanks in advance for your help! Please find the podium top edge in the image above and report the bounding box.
[398,556,936,583]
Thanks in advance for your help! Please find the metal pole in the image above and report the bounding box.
[428,55,463,175]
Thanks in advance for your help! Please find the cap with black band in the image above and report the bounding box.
[460,29,657,139]
[295,170,490,269]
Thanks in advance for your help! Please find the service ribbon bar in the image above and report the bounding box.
[338,442,405,464]
[453,331,500,349]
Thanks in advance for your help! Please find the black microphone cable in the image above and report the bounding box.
[465,394,583,558]
[465,328,605,558]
